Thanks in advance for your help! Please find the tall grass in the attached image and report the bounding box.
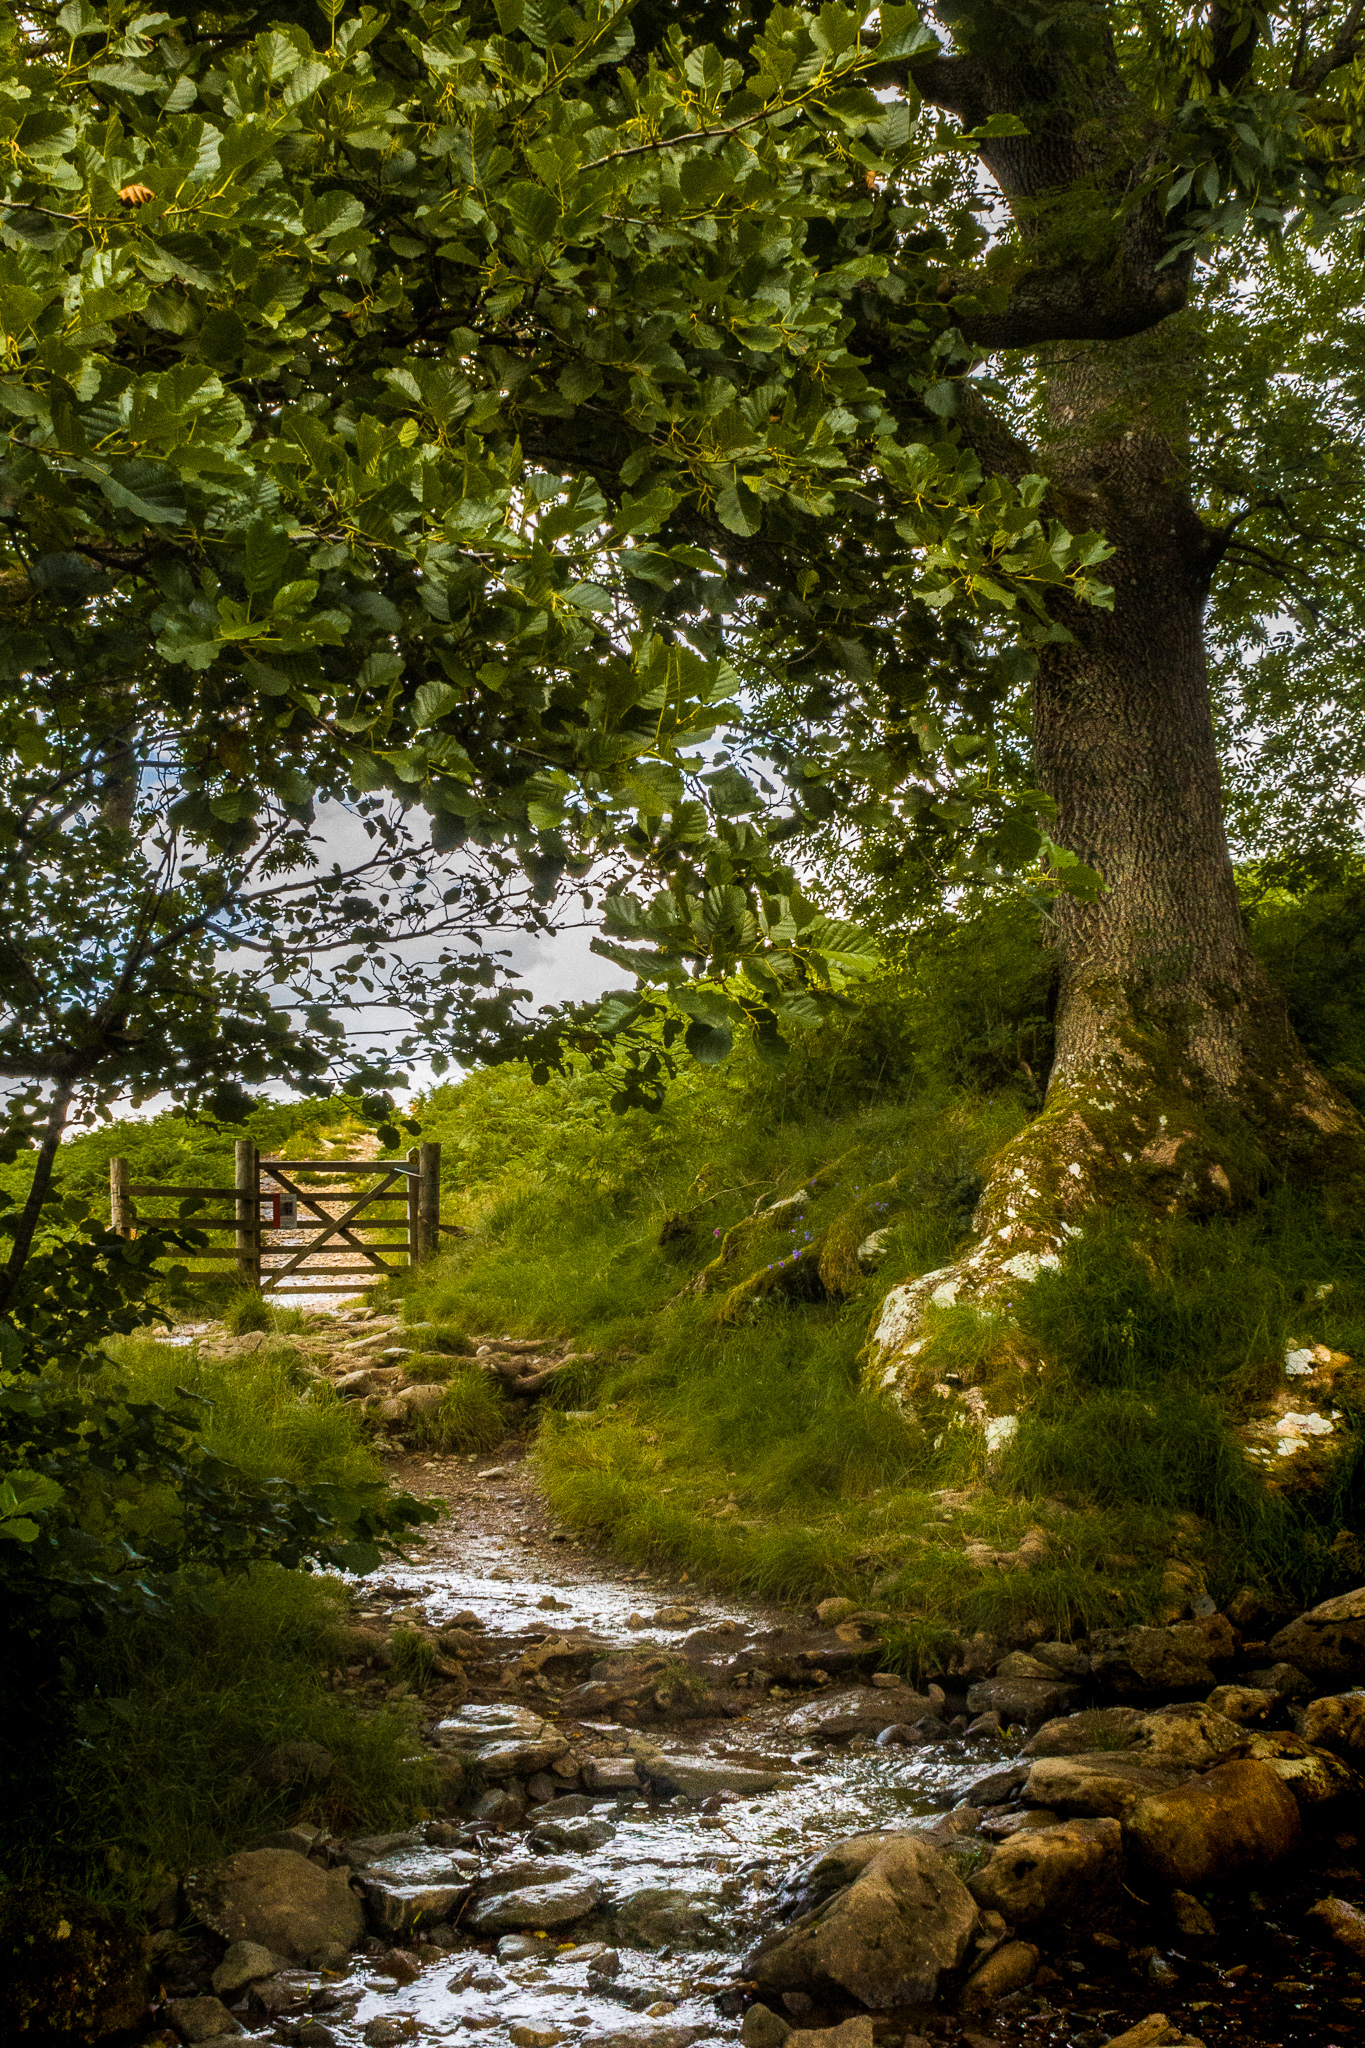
[5,1340,435,1902]
[103,1335,381,1493]
[15,1570,436,1902]
[406,1365,509,1453]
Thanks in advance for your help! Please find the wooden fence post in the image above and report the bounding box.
[110,1156,132,1236]
[419,1141,441,1261]
[235,1139,259,1289]
[407,1146,421,1267]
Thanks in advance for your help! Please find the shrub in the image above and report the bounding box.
[4,1568,437,1895]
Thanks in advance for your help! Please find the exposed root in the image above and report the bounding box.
[679,1159,851,1299]
[475,1342,591,1397]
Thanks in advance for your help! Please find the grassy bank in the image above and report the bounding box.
[2,1337,434,1910]
[372,894,1365,1649]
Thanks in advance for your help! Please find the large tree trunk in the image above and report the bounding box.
[867,337,1364,1383]
[1029,337,1359,1185]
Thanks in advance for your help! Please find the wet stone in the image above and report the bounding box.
[741,2009,791,2048]
[1024,1707,1147,1758]
[785,1687,938,1740]
[358,1875,469,1940]
[293,2024,338,2048]
[340,1832,424,1866]
[531,1794,596,1820]
[583,1756,641,1793]
[642,1755,781,1798]
[466,1875,602,1932]
[372,1947,422,1984]
[167,1996,244,2041]
[616,1885,724,1950]
[1306,1894,1365,1961]
[472,1785,526,1826]
[495,1934,556,1962]
[1023,1753,1194,1819]
[959,1937,1039,2008]
[963,1763,1030,1807]
[185,1849,364,1961]
[965,1675,1078,1729]
[211,1939,281,1996]
[529,1817,617,1852]
[249,1978,307,2016]
[580,2027,714,2048]
[787,2022,872,2048]
[476,1858,575,1898]
[435,1703,569,1776]
[361,2021,419,2048]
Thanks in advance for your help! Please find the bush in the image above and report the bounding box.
[0,1234,437,1902]
[1246,868,1365,1109]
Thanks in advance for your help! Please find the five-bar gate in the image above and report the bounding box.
[109,1142,442,1295]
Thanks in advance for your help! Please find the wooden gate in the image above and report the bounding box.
[109,1142,442,1296]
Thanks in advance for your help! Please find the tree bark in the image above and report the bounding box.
[1030,335,1360,1176]
[0,1085,74,1312]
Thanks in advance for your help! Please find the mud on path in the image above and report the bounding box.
[169,1430,1365,2048]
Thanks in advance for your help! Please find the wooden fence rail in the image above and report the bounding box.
[108,1142,443,1295]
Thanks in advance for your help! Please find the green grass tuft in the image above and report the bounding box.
[222,1286,273,1334]
[405,1365,510,1453]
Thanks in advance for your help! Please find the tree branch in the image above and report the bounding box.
[1207,1,1262,93]
[1296,0,1365,91]
[0,1084,74,1308]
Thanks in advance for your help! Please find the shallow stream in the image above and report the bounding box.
[316,1500,987,2044]
[230,1500,1365,2048]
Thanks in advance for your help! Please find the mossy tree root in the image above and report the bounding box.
[867,1019,1365,1407]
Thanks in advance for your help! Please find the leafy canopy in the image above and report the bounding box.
[0,0,1115,1104]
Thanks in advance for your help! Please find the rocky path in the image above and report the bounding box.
[154,1363,1365,2048]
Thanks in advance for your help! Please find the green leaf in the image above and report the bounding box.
[97,460,187,525]
[242,517,293,596]
[715,478,762,536]
[503,182,560,244]
[684,1016,733,1064]
[304,190,368,239]
[411,680,460,726]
